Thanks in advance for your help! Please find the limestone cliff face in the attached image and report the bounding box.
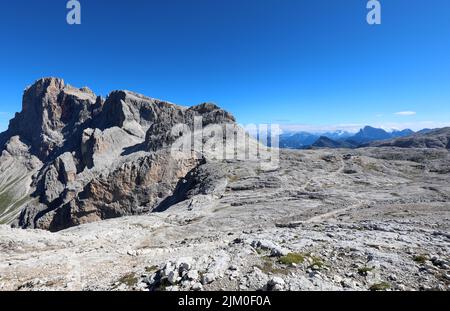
[0,78,237,231]
[1,78,101,160]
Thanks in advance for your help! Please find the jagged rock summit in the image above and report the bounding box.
[0,78,241,231]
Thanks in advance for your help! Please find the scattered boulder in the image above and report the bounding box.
[267,277,285,291]
[251,240,289,257]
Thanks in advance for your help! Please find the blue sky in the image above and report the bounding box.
[0,0,449,132]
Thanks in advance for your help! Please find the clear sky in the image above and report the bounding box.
[1,0,449,132]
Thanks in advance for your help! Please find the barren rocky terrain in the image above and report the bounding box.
[1,147,449,291]
[0,78,449,291]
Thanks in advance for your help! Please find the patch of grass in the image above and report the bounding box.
[278,253,306,265]
[0,176,23,193]
[256,248,264,255]
[117,273,139,287]
[145,265,159,273]
[413,255,428,264]
[0,191,14,214]
[278,252,326,269]
[369,282,390,291]
[0,196,25,224]
[258,257,289,275]
[358,266,375,275]
[0,176,28,214]
[0,197,35,225]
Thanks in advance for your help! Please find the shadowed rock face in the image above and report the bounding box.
[0,78,237,231]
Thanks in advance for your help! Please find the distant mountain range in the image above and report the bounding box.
[311,136,356,149]
[279,126,437,149]
[279,130,353,149]
[368,127,450,149]
[348,127,415,145]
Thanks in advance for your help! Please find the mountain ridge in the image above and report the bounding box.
[279,126,424,149]
[0,77,242,230]
[367,127,450,149]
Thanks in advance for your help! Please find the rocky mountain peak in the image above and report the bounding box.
[3,77,99,160]
[96,90,185,136]
[0,78,243,231]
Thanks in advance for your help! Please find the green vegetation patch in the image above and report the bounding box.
[413,255,428,264]
[278,253,307,265]
[0,191,14,214]
[145,265,159,273]
[369,282,390,291]
[258,257,289,275]
[0,195,32,225]
[117,273,139,287]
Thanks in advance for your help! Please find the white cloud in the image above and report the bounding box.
[395,111,416,116]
